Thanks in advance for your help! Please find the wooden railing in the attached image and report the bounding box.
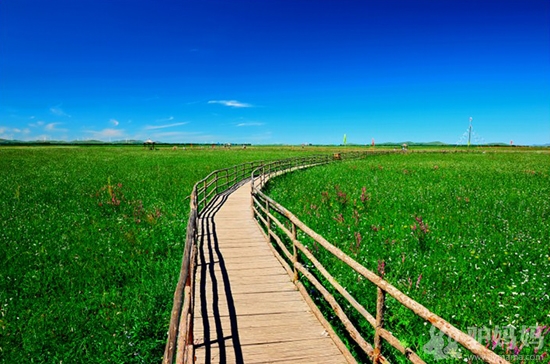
[163,151,376,364]
[163,150,506,364]
[250,157,510,364]
[162,160,265,364]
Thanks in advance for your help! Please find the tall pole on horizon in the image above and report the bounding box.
[468,117,472,148]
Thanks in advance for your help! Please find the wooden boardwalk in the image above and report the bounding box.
[193,180,348,363]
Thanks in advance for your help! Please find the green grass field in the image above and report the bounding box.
[0,145,327,363]
[2,146,549,362]
[263,150,550,361]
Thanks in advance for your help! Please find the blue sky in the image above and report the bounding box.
[1,0,549,145]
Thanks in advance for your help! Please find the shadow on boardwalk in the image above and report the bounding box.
[196,181,248,363]
[193,180,347,364]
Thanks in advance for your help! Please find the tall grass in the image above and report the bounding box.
[0,145,321,363]
[264,150,550,361]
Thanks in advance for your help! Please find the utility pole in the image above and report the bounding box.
[468,117,472,148]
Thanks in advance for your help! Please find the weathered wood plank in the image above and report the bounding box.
[193,181,349,363]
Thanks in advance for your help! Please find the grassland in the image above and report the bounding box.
[0,145,329,363]
[263,150,550,361]
[2,145,548,362]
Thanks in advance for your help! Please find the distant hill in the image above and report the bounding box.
[377,141,447,146]
[1,138,548,147]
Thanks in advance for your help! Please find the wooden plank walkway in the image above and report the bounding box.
[193,180,348,363]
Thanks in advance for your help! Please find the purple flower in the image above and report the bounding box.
[377,260,385,278]
[416,274,422,288]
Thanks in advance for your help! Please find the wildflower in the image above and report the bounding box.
[416,274,422,288]
[377,260,385,278]
[414,216,429,234]
[360,186,370,203]
[354,232,362,251]
[352,209,360,224]
[334,185,348,205]
[491,335,499,350]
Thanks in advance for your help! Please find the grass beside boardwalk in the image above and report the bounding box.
[263,150,550,361]
[0,145,331,363]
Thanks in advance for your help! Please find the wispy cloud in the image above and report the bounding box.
[86,128,125,139]
[137,130,218,144]
[208,100,253,108]
[45,122,69,132]
[151,131,195,138]
[236,122,264,127]
[145,122,188,130]
[29,121,45,128]
[45,122,60,131]
[155,116,174,123]
[110,119,119,126]
[0,126,31,139]
[50,106,71,117]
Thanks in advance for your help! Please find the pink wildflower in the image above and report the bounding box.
[416,274,422,288]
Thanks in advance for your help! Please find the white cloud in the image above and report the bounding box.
[155,116,174,122]
[208,100,253,108]
[152,131,194,138]
[50,106,71,117]
[110,119,120,126]
[29,121,45,128]
[0,126,29,139]
[44,122,68,132]
[236,122,264,127]
[45,122,58,131]
[86,128,125,140]
[145,122,188,130]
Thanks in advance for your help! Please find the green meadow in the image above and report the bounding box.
[0,145,321,363]
[263,150,550,361]
[2,146,549,362]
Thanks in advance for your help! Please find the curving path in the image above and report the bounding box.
[193,180,348,363]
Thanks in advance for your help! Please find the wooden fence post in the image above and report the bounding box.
[225,169,229,190]
[202,180,207,210]
[291,223,298,282]
[374,287,386,363]
[266,199,271,242]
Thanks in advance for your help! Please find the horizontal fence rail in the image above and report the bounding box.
[250,155,510,364]
[163,151,380,364]
[163,160,265,364]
